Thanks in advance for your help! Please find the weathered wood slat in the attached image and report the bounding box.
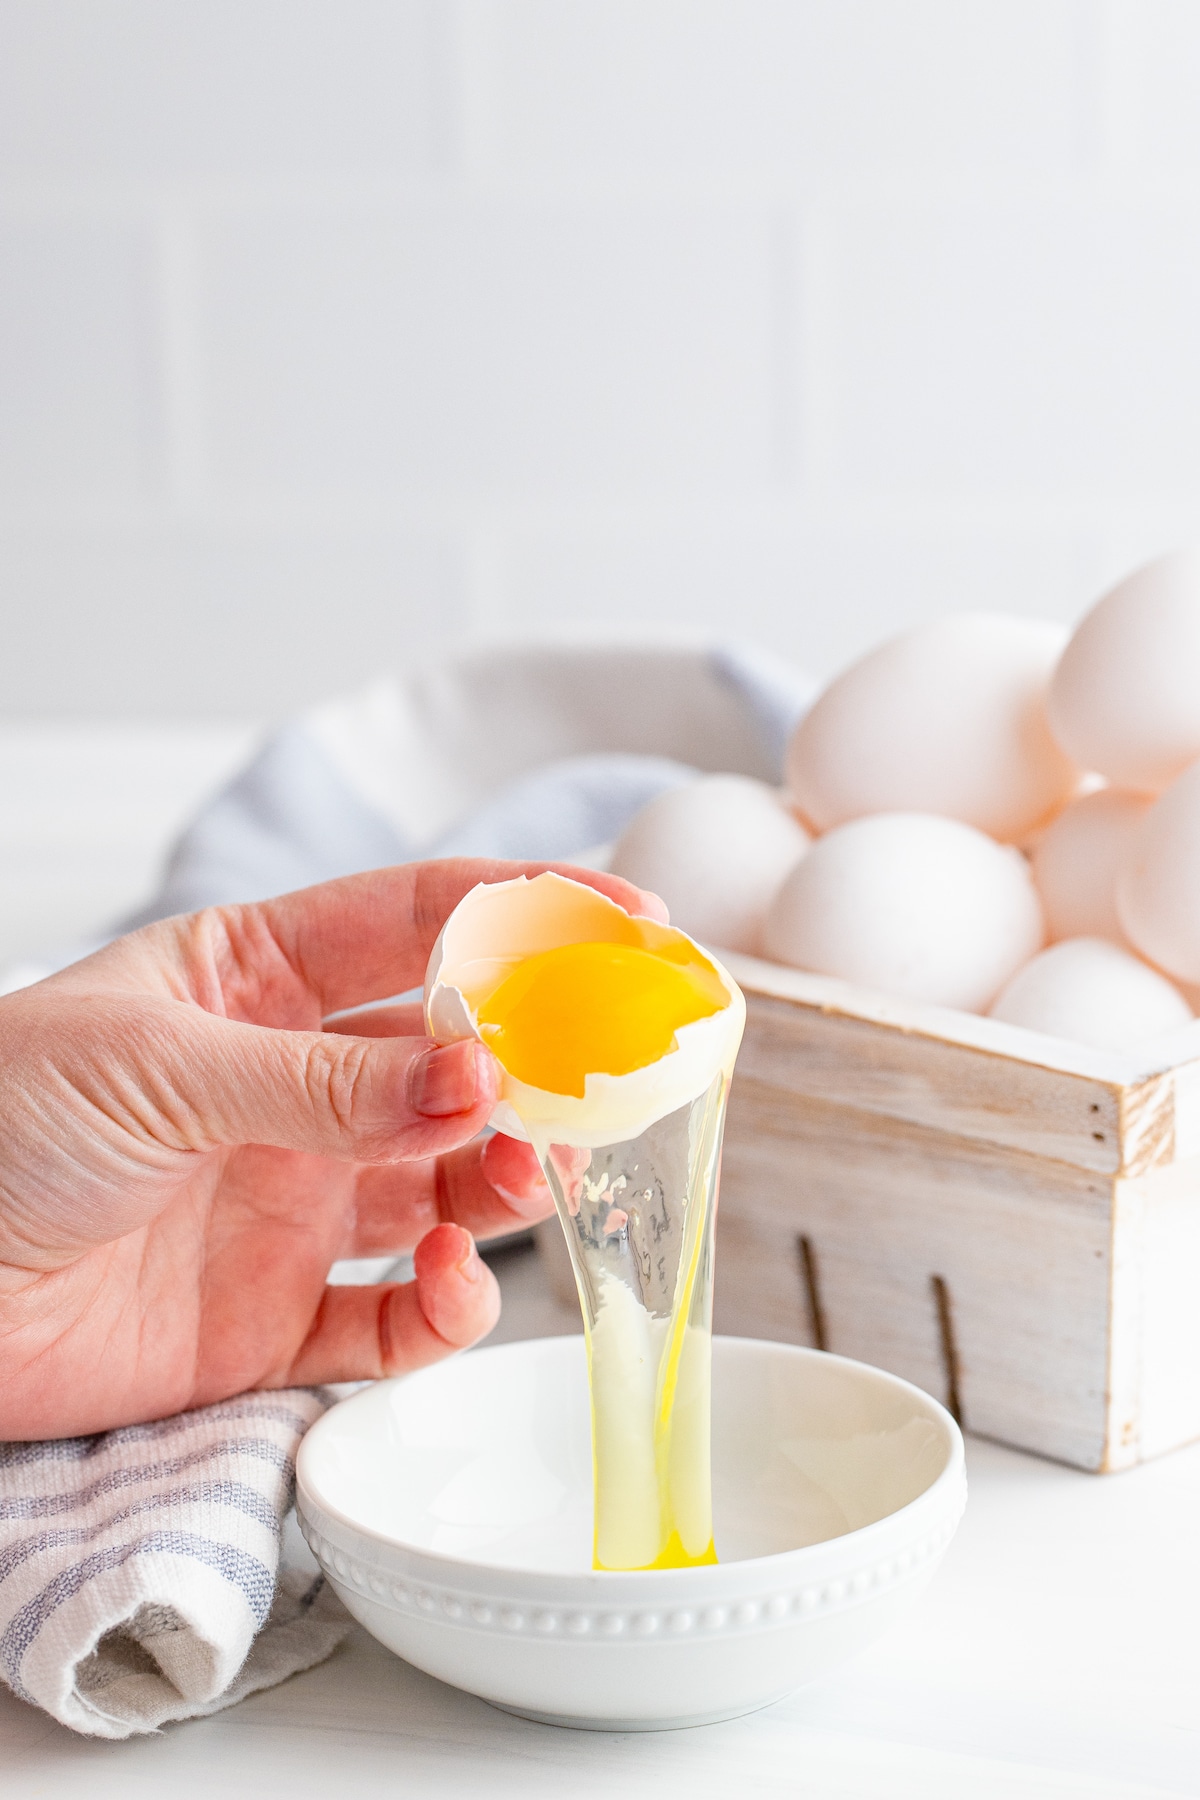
[731,970,1181,1176]
[720,1075,1114,1469]
[1118,1076,1177,1176]
[725,1075,1115,1221]
[711,1211,815,1351]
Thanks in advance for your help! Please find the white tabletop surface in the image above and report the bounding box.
[4,1252,1200,1799]
[3,726,1200,1795]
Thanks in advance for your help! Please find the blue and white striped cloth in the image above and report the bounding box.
[0,1391,349,1737]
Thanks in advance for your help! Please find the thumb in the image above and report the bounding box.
[96,998,499,1164]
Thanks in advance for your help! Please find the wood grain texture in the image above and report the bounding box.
[1118,1075,1177,1177]
[720,1075,1114,1469]
[729,955,1200,1178]
[734,989,1126,1174]
[711,1210,815,1350]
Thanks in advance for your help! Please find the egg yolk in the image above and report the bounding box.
[477,940,723,1097]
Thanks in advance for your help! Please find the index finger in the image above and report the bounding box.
[228,859,668,1019]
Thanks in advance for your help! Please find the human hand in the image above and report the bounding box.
[0,859,665,1439]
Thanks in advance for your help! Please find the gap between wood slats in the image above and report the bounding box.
[796,1232,965,1427]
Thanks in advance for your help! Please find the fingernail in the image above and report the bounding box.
[490,1176,552,1218]
[481,1135,552,1217]
[411,1042,485,1116]
[636,887,670,924]
[456,1237,486,1283]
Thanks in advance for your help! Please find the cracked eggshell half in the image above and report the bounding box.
[423,871,745,1151]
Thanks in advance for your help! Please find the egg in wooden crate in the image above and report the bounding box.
[988,937,1192,1049]
[609,774,809,956]
[762,812,1043,1011]
[1049,549,1200,792]
[1030,788,1151,945]
[1118,761,1200,985]
[785,613,1080,841]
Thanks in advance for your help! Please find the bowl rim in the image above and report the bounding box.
[296,1334,967,1595]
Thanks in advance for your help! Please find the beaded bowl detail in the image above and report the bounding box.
[296,1335,966,1730]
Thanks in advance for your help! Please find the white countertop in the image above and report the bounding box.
[4,1264,1200,1798]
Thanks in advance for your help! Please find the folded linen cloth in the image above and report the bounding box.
[1,640,811,992]
[0,638,814,1736]
[0,1389,349,1738]
[119,637,813,929]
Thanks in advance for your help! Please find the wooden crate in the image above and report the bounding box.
[714,954,1200,1473]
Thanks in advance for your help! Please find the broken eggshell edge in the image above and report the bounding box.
[423,871,746,1151]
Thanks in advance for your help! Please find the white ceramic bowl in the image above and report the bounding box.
[296,1336,965,1731]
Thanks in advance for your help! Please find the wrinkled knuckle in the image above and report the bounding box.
[304,1037,371,1139]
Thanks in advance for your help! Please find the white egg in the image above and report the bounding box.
[424,871,745,1151]
[785,614,1079,842]
[761,812,1044,1012]
[1116,760,1200,984]
[1030,788,1152,945]
[988,938,1192,1051]
[1048,549,1200,792]
[608,775,810,955]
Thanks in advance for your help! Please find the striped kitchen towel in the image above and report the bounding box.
[0,1389,350,1738]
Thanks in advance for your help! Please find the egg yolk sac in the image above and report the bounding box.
[476,940,724,1097]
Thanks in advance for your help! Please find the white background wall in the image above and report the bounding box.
[4,1,1200,719]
